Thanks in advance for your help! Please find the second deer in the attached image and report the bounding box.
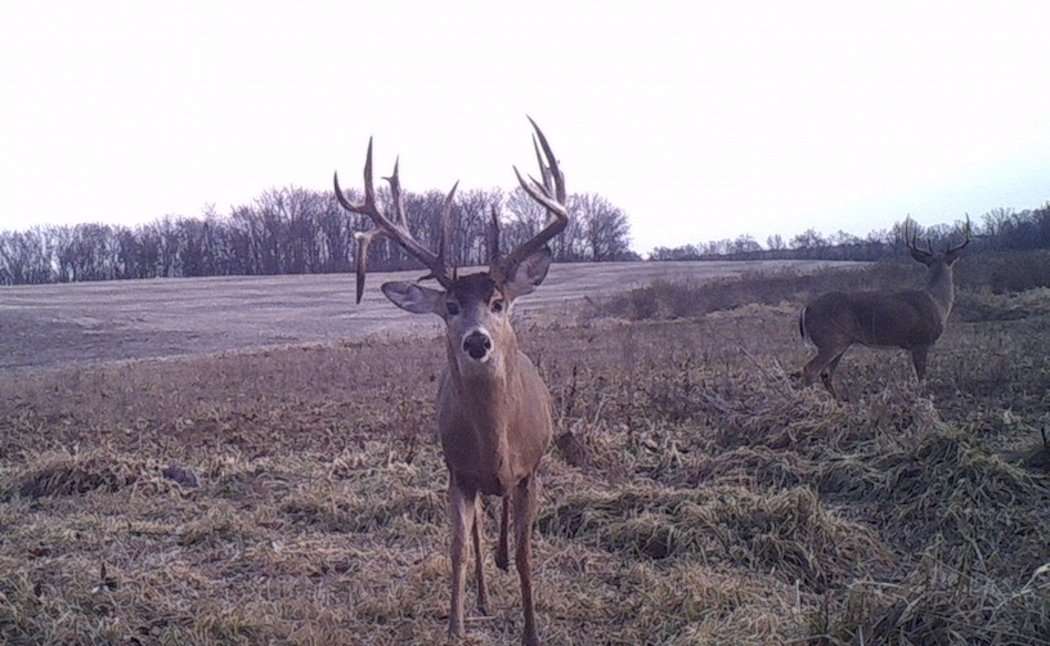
[798,220,971,398]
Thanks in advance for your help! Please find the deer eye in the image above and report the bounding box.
[446,302,460,316]
[491,299,505,314]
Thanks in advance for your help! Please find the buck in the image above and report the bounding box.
[798,221,971,398]
[334,119,566,646]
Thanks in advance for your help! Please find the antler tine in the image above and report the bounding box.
[334,165,388,304]
[383,157,409,229]
[495,118,569,280]
[903,218,930,257]
[420,181,460,283]
[334,139,453,301]
[352,229,386,304]
[946,214,972,254]
[440,182,459,266]
[529,116,566,203]
[532,134,553,198]
[489,205,501,264]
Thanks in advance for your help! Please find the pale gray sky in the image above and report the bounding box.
[2,0,1048,253]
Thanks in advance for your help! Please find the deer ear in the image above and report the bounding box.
[909,248,934,266]
[500,246,553,301]
[380,281,445,315]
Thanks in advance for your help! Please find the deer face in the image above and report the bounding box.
[907,232,971,314]
[380,247,553,376]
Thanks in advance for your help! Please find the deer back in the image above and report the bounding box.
[806,290,946,349]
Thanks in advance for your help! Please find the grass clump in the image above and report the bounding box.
[281,481,444,534]
[1,450,175,500]
[539,485,887,591]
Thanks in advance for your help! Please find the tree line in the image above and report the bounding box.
[650,204,1050,262]
[4,190,1047,286]
[0,186,635,286]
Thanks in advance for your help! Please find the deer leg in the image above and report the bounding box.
[447,478,475,639]
[820,350,847,400]
[495,495,510,572]
[911,346,929,381]
[472,496,490,616]
[802,345,844,393]
[513,475,540,646]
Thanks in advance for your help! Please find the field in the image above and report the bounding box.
[1,259,1049,645]
[0,260,851,372]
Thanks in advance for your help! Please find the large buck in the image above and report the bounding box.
[798,220,971,398]
[334,119,566,646]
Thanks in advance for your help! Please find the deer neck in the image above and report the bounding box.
[925,263,955,321]
[446,332,522,453]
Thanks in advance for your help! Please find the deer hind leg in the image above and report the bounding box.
[910,346,930,382]
[513,475,540,646]
[447,479,476,639]
[472,496,490,616]
[820,350,847,400]
[495,495,510,572]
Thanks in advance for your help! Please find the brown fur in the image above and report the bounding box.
[799,235,968,399]
[336,120,567,645]
[434,272,553,645]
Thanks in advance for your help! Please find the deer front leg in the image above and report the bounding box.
[495,494,510,572]
[472,496,490,615]
[910,345,930,381]
[513,475,540,646]
[448,478,475,639]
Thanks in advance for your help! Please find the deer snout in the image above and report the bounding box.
[462,330,493,361]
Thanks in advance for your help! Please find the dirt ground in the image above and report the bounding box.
[0,260,856,372]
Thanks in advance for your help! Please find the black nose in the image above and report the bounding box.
[463,331,492,359]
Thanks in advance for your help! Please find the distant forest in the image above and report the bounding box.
[1,184,1048,286]
[650,203,1050,262]
[0,186,634,286]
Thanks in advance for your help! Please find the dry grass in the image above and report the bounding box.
[1,267,1049,645]
[598,250,1050,324]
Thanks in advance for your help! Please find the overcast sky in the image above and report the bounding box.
[2,1,1048,253]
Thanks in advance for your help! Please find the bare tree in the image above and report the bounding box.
[572,192,630,261]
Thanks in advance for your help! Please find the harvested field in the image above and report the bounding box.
[0,260,856,371]
[1,262,1049,645]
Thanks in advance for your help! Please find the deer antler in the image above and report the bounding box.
[334,139,457,303]
[904,220,930,258]
[420,181,460,283]
[489,204,501,264]
[491,117,568,282]
[945,215,972,255]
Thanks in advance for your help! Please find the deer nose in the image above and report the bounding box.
[462,330,492,360]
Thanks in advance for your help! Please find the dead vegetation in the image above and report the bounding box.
[598,250,1050,324]
[1,265,1049,644]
